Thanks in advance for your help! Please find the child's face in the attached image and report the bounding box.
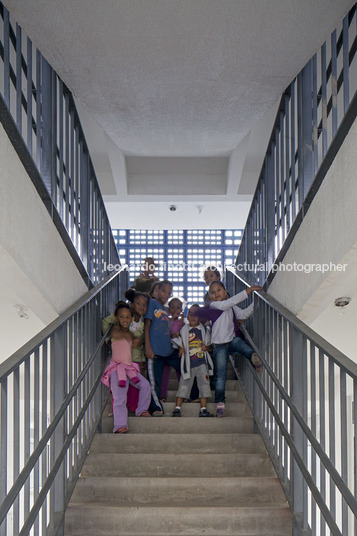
[116,307,133,329]
[169,300,182,318]
[204,270,220,286]
[209,282,228,302]
[143,258,156,276]
[158,284,172,305]
[133,296,147,317]
[187,307,199,327]
[151,284,160,300]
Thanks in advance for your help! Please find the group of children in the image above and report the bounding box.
[101,257,262,433]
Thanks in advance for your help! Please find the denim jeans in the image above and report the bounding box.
[213,336,254,403]
[148,350,181,414]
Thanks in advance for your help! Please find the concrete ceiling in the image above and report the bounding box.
[4,0,355,228]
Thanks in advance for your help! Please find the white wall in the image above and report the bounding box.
[0,124,88,362]
[268,117,357,361]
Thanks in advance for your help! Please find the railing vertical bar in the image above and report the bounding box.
[321,43,328,158]
[41,341,48,536]
[319,350,327,536]
[340,370,348,534]
[284,94,291,234]
[23,358,31,522]
[331,30,338,137]
[68,318,73,485]
[297,72,303,212]
[26,37,32,155]
[13,369,19,536]
[290,83,297,221]
[283,317,289,484]
[36,51,41,171]
[329,359,336,523]
[0,378,8,536]
[75,127,80,250]
[3,7,10,107]
[276,314,282,463]
[310,343,317,534]
[275,133,280,253]
[312,54,318,175]
[279,112,285,243]
[302,337,309,530]
[59,80,64,220]
[15,24,22,132]
[65,91,70,231]
[33,349,40,536]
[70,110,75,243]
[354,378,357,536]
[343,15,350,113]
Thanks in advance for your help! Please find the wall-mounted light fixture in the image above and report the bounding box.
[334,297,351,315]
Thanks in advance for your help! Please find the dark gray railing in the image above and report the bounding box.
[0,268,126,536]
[0,2,120,286]
[236,4,357,286]
[226,269,357,536]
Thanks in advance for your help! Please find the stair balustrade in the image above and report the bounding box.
[226,269,357,536]
[236,4,357,287]
[0,268,125,536]
[0,2,119,286]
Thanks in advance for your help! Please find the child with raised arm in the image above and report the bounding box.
[196,281,262,417]
[101,302,151,433]
[144,280,181,415]
[171,305,214,417]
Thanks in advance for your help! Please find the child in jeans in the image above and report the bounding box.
[145,280,181,415]
[196,281,262,417]
[101,302,151,433]
[171,305,214,417]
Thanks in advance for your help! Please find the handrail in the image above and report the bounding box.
[0,267,126,536]
[226,268,357,536]
[0,2,120,286]
[236,4,357,287]
[0,269,122,380]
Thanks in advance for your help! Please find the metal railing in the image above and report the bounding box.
[236,4,357,286]
[226,269,357,536]
[0,2,119,286]
[0,268,126,536]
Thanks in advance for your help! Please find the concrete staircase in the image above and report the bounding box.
[65,363,292,535]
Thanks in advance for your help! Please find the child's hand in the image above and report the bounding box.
[132,337,141,348]
[178,348,184,357]
[246,285,263,295]
[145,346,155,359]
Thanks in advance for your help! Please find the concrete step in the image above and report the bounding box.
[100,415,254,434]
[89,433,266,454]
[167,368,236,389]
[65,504,292,535]
[165,387,245,403]
[159,379,244,395]
[161,401,250,416]
[70,476,287,506]
[81,452,275,478]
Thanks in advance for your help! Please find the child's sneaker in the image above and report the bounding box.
[216,403,225,418]
[199,408,214,417]
[172,407,181,417]
[251,352,263,373]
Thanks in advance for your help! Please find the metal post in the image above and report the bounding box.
[40,57,54,199]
